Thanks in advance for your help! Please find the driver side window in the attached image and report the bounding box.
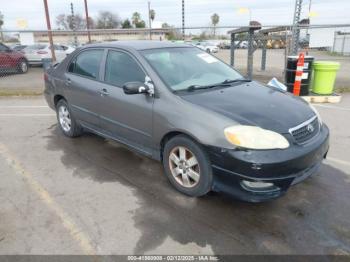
[104,50,146,87]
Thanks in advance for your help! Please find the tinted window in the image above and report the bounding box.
[71,49,104,79]
[105,50,145,87]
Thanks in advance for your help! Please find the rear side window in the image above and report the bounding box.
[69,49,104,79]
[104,50,145,87]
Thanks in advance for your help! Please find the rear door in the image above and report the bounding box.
[64,48,105,129]
[98,49,154,155]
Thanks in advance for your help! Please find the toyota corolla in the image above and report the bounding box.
[44,41,329,202]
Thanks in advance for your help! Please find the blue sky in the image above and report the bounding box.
[1,0,349,30]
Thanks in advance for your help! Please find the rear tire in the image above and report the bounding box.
[17,60,28,74]
[163,135,213,197]
[56,99,82,137]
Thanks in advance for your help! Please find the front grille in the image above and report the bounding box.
[289,116,320,144]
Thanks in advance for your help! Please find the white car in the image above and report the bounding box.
[59,44,76,55]
[195,42,219,53]
[22,43,74,65]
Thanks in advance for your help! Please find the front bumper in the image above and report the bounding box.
[206,124,329,202]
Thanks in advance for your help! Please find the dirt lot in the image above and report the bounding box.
[0,95,349,255]
[0,49,349,95]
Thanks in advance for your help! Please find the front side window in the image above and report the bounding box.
[69,49,104,79]
[142,47,242,92]
[105,50,145,87]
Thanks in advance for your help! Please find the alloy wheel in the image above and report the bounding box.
[21,62,28,73]
[58,105,72,132]
[169,146,200,188]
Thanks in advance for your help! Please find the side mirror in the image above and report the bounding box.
[123,82,149,95]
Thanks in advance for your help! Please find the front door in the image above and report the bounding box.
[98,49,154,155]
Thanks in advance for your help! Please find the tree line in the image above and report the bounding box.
[55,11,153,30]
[0,9,221,39]
[55,10,220,34]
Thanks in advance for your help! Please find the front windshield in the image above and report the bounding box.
[142,47,242,91]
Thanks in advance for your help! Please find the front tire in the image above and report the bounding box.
[56,99,82,137]
[163,135,213,197]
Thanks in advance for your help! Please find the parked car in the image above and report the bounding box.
[0,42,29,74]
[22,43,70,65]
[59,44,76,55]
[44,41,329,202]
[195,42,219,53]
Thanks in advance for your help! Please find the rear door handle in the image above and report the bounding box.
[100,88,109,96]
[65,78,71,86]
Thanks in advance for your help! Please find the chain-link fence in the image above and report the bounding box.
[0,24,349,95]
[333,31,350,56]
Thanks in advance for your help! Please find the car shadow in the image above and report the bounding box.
[45,126,350,255]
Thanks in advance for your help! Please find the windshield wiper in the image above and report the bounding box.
[222,78,252,84]
[185,78,251,92]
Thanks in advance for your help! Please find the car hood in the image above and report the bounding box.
[180,81,315,133]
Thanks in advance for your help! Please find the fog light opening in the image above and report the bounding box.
[241,180,279,193]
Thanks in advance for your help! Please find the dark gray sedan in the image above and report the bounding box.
[44,41,329,202]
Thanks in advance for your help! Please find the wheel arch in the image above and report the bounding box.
[54,94,66,107]
[159,130,202,161]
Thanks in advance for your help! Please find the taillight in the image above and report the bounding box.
[37,51,48,54]
[44,72,49,81]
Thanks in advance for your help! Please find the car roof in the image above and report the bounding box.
[85,40,191,51]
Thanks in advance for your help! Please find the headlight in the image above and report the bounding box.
[309,104,322,125]
[224,125,289,150]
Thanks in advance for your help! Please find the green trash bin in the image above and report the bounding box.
[312,61,340,95]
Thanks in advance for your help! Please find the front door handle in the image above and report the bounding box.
[100,88,109,96]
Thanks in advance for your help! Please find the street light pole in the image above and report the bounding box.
[182,0,185,40]
[291,0,303,55]
[84,0,91,43]
[43,0,56,62]
[148,1,152,40]
[71,2,78,47]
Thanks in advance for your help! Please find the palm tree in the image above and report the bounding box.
[211,13,219,37]
[150,9,155,23]
[131,12,141,27]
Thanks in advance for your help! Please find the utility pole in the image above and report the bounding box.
[71,2,78,47]
[291,0,303,55]
[84,0,91,43]
[43,0,56,62]
[182,0,185,40]
[148,1,152,40]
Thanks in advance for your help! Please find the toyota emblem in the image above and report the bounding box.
[306,124,314,133]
